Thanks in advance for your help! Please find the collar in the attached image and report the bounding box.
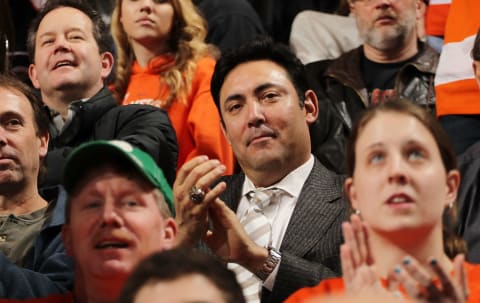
[131,54,175,75]
[327,41,437,84]
[50,97,90,133]
[48,87,117,145]
[242,155,315,199]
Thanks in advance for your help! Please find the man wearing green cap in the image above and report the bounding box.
[23,140,177,303]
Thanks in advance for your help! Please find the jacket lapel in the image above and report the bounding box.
[219,161,346,257]
[280,159,346,256]
[219,174,245,212]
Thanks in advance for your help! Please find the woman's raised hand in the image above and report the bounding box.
[341,214,381,293]
[389,254,469,303]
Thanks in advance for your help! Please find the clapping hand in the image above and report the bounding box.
[389,254,469,303]
[341,214,402,300]
[205,198,268,272]
[173,156,226,247]
[341,214,383,293]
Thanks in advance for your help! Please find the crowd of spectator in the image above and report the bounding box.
[0,0,479,303]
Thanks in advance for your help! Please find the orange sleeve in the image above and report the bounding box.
[465,262,480,303]
[425,2,450,37]
[184,57,235,173]
[284,278,345,302]
[285,263,480,303]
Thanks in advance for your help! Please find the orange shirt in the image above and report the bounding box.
[285,262,480,303]
[122,55,234,174]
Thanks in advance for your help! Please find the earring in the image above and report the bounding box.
[354,209,361,215]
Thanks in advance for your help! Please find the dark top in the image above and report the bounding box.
[247,0,341,44]
[195,0,266,52]
[0,186,74,299]
[362,54,418,104]
[457,141,480,263]
[42,87,178,187]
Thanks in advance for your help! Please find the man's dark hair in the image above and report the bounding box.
[472,28,480,61]
[210,36,309,118]
[27,0,111,61]
[118,249,245,303]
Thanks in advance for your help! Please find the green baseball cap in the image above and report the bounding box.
[62,140,175,216]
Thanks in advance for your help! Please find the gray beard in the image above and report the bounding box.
[363,24,410,52]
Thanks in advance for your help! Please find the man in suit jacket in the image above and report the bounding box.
[174,37,348,303]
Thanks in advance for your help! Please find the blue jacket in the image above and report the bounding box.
[0,186,74,299]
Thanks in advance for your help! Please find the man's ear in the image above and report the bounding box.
[304,90,319,124]
[28,64,41,89]
[38,132,49,160]
[344,177,358,210]
[416,0,426,20]
[220,121,232,146]
[162,218,178,250]
[62,224,74,257]
[348,0,356,17]
[100,51,114,80]
[473,61,480,89]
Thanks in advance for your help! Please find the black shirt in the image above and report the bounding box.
[361,53,417,105]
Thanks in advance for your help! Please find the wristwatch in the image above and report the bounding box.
[255,246,282,281]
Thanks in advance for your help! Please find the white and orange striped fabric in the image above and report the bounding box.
[435,0,480,116]
[425,0,451,37]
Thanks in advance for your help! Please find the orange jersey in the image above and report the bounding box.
[122,55,234,174]
[285,262,480,303]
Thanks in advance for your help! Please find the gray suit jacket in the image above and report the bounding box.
[218,159,348,302]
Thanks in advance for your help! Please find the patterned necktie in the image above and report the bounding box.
[229,188,280,303]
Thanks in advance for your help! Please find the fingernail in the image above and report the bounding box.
[430,258,438,265]
[403,257,411,265]
[394,266,401,274]
[217,165,226,172]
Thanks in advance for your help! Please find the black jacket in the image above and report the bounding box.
[194,0,265,53]
[457,141,480,263]
[306,42,438,173]
[42,87,178,187]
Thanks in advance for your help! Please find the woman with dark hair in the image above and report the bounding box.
[286,100,480,302]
